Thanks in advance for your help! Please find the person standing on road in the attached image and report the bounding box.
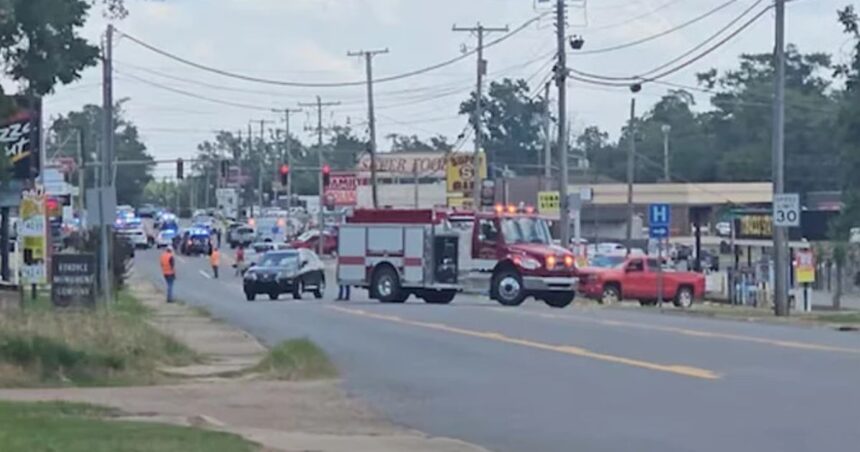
[160,247,176,303]
[234,245,245,276]
[210,246,221,279]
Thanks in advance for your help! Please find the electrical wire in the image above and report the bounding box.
[115,70,279,111]
[576,0,740,55]
[569,5,771,87]
[574,0,765,81]
[586,0,690,32]
[114,13,547,88]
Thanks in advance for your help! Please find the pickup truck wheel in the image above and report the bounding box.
[493,269,526,306]
[422,290,456,305]
[673,286,694,308]
[600,285,620,304]
[373,266,404,303]
[543,293,574,308]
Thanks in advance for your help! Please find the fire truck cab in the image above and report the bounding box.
[337,207,578,307]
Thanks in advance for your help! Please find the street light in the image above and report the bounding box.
[661,124,671,182]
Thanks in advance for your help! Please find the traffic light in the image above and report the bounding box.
[322,164,331,188]
[279,164,289,186]
[176,158,184,179]
[220,160,229,179]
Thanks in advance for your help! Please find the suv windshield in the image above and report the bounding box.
[259,251,299,269]
[501,217,552,245]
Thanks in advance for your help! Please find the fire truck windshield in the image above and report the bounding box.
[501,217,552,245]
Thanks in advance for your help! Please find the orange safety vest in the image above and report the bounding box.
[210,249,221,266]
[160,252,175,276]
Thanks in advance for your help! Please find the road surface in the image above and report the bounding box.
[136,248,860,452]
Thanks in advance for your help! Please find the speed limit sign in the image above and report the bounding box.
[773,193,800,227]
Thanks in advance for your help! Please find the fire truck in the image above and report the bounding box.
[337,206,578,307]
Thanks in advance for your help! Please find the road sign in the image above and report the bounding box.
[537,191,560,215]
[649,225,669,239]
[795,249,816,284]
[773,193,800,227]
[51,254,96,307]
[649,203,671,227]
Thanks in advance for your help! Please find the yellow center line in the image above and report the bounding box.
[491,308,860,356]
[328,306,720,380]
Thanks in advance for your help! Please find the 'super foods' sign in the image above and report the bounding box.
[357,152,446,177]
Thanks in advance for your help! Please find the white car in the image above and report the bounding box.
[715,221,732,237]
[119,227,149,249]
[156,229,178,248]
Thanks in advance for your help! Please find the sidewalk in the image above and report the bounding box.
[0,274,490,452]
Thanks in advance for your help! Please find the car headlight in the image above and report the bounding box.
[516,256,541,270]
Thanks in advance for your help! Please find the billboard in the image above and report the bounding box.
[357,151,447,178]
[324,172,358,206]
[446,152,486,194]
[19,189,47,284]
[1,96,41,180]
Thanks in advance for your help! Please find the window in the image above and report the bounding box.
[646,259,660,271]
[627,260,644,272]
[500,217,552,245]
[478,219,498,242]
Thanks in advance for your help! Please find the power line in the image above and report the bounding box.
[115,70,278,111]
[114,14,545,89]
[575,0,766,81]
[569,5,771,87]
[586,0,691,32]
[576,0,740,55]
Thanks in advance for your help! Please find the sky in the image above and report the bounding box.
[40,0,847,181]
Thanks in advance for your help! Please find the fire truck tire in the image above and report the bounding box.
[543,293,574,308]
[372,265,404,303]
[421,290,456,304]
[492,268,526,306]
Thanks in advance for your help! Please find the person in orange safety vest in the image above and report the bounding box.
[210,246,221,279]
[160,247,176,303]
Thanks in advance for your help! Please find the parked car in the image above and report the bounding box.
[229,225,256,249]
[579,256,705,308]
[242,248,325,301]
[290,228,337,255]
[117,226,149,249]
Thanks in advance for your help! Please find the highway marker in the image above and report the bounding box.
[329,306,720,380]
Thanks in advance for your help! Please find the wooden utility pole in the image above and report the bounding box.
[348,48,388,208]
[298,96,340,255]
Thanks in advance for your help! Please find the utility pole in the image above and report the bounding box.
[348,48,388,209]
[298,96,340,256]
[99,24,114,305]
[625,97,636,255]
[543,81,552,190]
[661,124,671,182]
[553,0,570,246]
[246,123,253,217]
[258,120,267,210]
[75,128,85,213]
[773,0,788,316]
[453,22,508,209]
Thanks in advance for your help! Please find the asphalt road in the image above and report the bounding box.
[136,248,860,452]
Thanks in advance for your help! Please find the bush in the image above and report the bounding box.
[254,338,337,381]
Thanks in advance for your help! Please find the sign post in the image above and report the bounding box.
[649,203,671,308]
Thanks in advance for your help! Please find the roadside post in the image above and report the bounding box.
[649,203,671,307]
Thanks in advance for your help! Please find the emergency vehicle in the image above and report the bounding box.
[337,206,578,307]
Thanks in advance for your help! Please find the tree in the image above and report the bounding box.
[49,102,154,205]
[385,133,452,152]
[460,78,544,174]
[833,5,860,240]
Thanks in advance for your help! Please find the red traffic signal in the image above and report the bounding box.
[279,164,289,185]
[321,164,331,188]
[176,158,184,179]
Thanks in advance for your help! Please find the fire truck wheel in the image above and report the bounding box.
[373,265,404,303]
[543,293,574,308]
[422,290,456,304]
[492,269,526,306]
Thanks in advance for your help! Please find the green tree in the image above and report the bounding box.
[459,78,544,174]
[49,102,154,205]
[385,133,452,152]
[833,5,860,239]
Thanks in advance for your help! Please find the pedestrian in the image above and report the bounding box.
[337,282,350,301]
[215,227,222,248]
[234,245,245,276]
[210,246,221,279]
[160,246,176,303]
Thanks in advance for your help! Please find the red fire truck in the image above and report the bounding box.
[337,206,578,307]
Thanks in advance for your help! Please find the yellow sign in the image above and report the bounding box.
[538,191,560,215]
[795,249,816,284]
[446,152,487,194]
[446,195,474,209]
[19,189,47,284]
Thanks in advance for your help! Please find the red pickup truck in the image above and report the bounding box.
[579,256,705,308]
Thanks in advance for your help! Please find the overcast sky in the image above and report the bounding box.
[42,0,846,180]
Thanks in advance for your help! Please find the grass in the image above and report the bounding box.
[253,338,337,381]
[0,400,257,452]
[812,312,860,324]
[0,290,197,387]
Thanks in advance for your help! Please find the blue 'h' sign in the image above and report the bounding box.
[649,203,671,227]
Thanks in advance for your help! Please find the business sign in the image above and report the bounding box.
[324,172,357,206]
[649,203,671,227]
[795,249,816,284]
[734,214,773,239]
[1,96,41,180]
[51,254,97,307]
[19,189,47,284]
[446,152,487,194]
[537,191,560,215]
[357,151,447,178]
[446,195,474,209]
[773,193,800,227]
